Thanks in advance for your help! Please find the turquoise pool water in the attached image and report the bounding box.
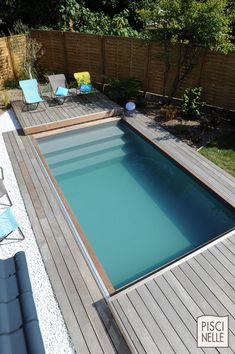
[38,121,235,289]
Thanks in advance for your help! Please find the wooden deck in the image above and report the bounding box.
[3,130,130,354]
[4,110,235,354]
[108,112,235,354]
[11,91,123,135]
[109,228,235,354]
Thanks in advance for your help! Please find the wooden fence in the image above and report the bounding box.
[0,35,27,87]
[31,30,235,111]
[1,30,235,111]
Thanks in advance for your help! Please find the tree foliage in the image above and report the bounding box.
[1,0,234,103]
[138,0,234,52]
[2,0,234,43]
[137,0,235,101]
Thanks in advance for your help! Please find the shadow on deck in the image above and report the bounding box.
[11,91,123,135]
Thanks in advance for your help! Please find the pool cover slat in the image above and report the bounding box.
[0,252,45,354]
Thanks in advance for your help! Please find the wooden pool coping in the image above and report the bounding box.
[32,120,118,295]
[109,226,235,354]
[5,107,235,354]
[31,113,235,297]
[107,112,235,353]
[3,128,130,354]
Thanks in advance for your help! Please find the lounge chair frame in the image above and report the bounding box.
[0,208,25,243]
[0,167,12,207]
[19,79,45,112]
[0,226,25,243]
[48,74,73,104]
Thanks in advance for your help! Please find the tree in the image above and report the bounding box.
[9,20,42,79]
[59,0,83,31]
[138,0,235,102]
[0,0,59,30]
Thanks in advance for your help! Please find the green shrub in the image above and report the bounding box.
[104,76,142,106]
[160,104,179,121]
[3,79,19,89]
[181,87,204,119]
[10,20,42,80]
[0,90,10,108]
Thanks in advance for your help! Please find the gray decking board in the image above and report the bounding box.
[108,112,235,354]
[5,107,235,353]
[124,112,235,207]
[3,130,130,354]
[110,230,235,353]
[11,91,123,135]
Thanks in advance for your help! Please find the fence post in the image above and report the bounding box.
[6,36,17,80]
[101,35,105,84]
[144,43,151,94]
[62,31,69,76]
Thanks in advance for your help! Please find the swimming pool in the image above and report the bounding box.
[38,120,235,291]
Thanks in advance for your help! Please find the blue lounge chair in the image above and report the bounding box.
[19,79,44,111]
[0,208,25,242]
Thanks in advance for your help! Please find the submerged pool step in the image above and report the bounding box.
[52,145,137,177]
[40,124,125,156]
[47,136,132,167]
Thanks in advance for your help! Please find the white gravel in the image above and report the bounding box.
[0,109,75,354]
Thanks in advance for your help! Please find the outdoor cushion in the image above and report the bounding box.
[55,86,69,96]
[74,71,91,85]
[80,83,92,93]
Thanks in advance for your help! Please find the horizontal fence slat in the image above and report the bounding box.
[1,30,235,111]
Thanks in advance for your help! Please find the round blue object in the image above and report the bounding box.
[125,101,136,111]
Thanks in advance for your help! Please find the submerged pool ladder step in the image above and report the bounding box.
[52,143,137,177]
[47,134,133,167]
[41,124,126,156]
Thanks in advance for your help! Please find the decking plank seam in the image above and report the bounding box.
[3,131,130,354]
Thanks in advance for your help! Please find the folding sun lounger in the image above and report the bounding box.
[0,208,25,242]
[19,79,44,111]
[74,71,94,94]
[48,74,72,104]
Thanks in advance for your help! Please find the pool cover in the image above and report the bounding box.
[0,252,45,354]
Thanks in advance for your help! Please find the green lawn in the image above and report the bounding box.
[199,132,235,177]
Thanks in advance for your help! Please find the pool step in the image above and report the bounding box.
[53,145,137,178]
[40,124,125,156]
[47,135,132,167]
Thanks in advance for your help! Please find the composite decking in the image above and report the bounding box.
[4,107,235,354]
[109,228,235,354]
[109,112,235,354]
[11,91,122,135]
[3,130,130,354]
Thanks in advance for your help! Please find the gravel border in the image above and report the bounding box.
[0,109,75,354]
